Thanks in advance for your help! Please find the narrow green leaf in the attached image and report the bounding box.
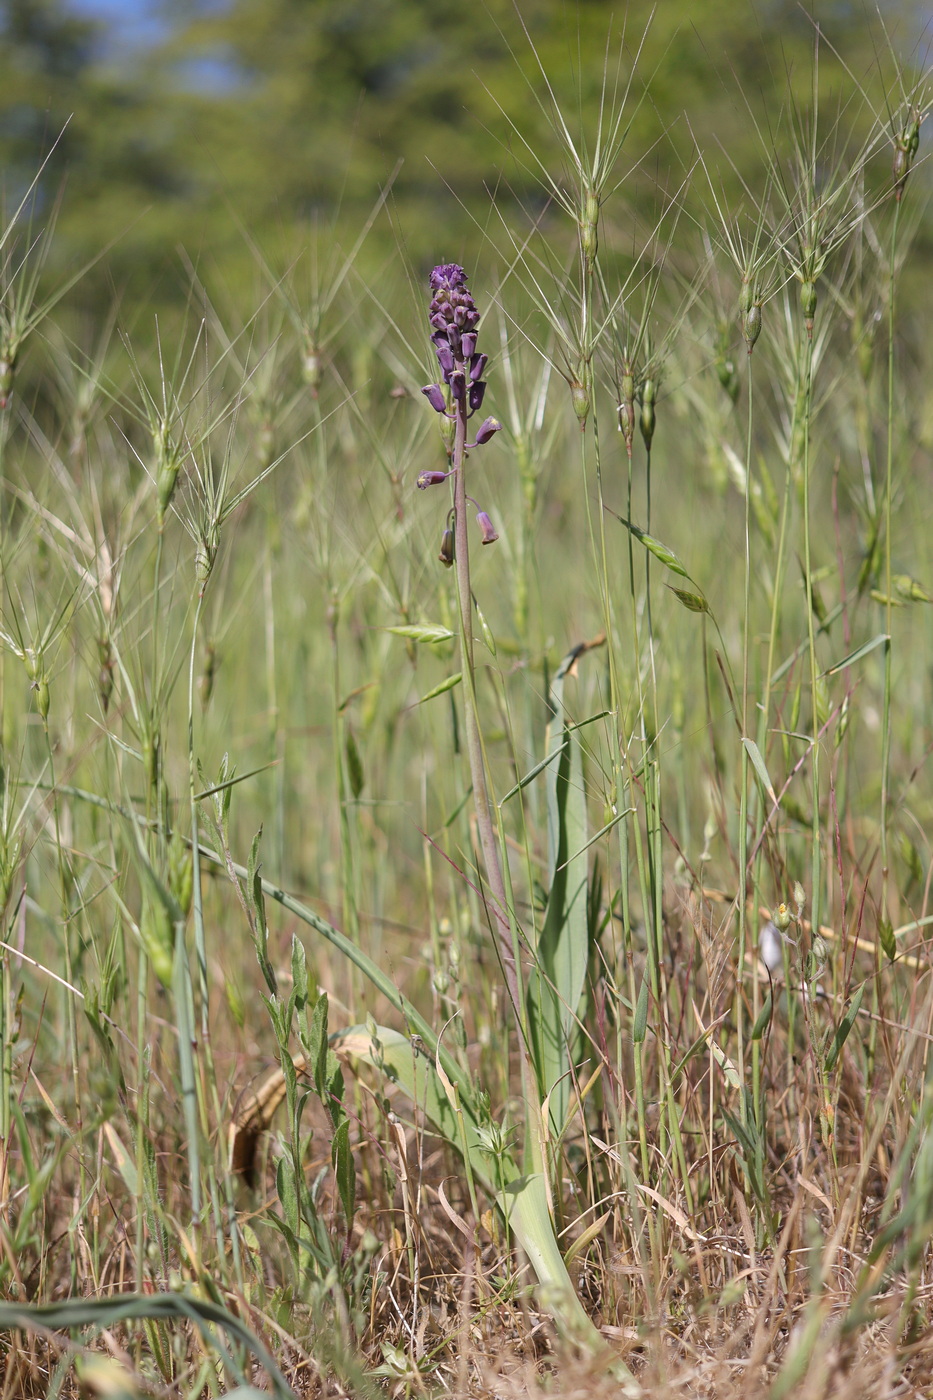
[386,624,455,644]
[331,1119,356,1228]
[344,723,364,798]
[633,974,649,1044]
[742,737,777,805]
[417,672,462,703]
[750,994,773,1041]
[824,984,864,1073]
[822,633,890,677]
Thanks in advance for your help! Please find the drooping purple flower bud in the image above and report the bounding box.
[476,511,499,545]
[449,370,466,402]
[447,326,462,357]
[461,332,477,359]
[469,353,487,382]
[430,312,449,333]
[438,528,454,567]
[468,380,486,412]
[434,342,455,378]
[418,470,451,490]
[472,416,502,445]
[421,383,448,414]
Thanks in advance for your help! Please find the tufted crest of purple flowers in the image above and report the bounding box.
[421,265,500,436]
[418,263,503,556]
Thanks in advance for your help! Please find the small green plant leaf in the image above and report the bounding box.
[344,723,364,798]
[742,737,777,805]
[633,974,650,1045]
[331,1118,356,1229]
[386,624,455,644]
[879,917,897,962]
[824,984,864,1073]
[750,994,773,1041]
[822,633,889,677]
[417,672,462,703]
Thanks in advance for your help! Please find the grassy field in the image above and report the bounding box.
[1,19,933,1399]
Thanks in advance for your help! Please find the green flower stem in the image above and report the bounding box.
[450,392,521,1024]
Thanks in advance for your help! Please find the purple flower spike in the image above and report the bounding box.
[418,469,451,490]
[430,264,468,291]
[469,353,487,382]
[468,380,486,412]
[476,511,499,545]
[421,383,448,413]
[472,416,502,445]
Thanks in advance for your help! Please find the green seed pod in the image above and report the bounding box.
[0,348,16,409]
[345,723,364,799]
[168,828,194,917]
[580,190,599,267]
[140,893,175,988]
[570,378,590,430]
[144,728,161,796]
[793,882,806,918]
[855,309,876,385]
[98,636,115,713]
[743,303,762,355]
[326,590,340,640]
[195,527,218,589]
[199,641,216,709]
[33,678,50,722]
[303,339,322,395]
[715,325,740,404]
[894,113,921,200]
[640,378,657,450]
[257,419,275,471]
[775,901,792,932]
[809,934,828,977]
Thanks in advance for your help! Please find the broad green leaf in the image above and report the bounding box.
[526,644,592,1141]
[335,1024,633,1381]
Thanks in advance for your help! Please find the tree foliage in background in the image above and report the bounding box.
[0,0,927,300]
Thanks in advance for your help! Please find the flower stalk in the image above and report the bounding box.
[421,265,517,1015]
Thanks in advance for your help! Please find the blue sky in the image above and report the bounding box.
[66,1,231,54]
